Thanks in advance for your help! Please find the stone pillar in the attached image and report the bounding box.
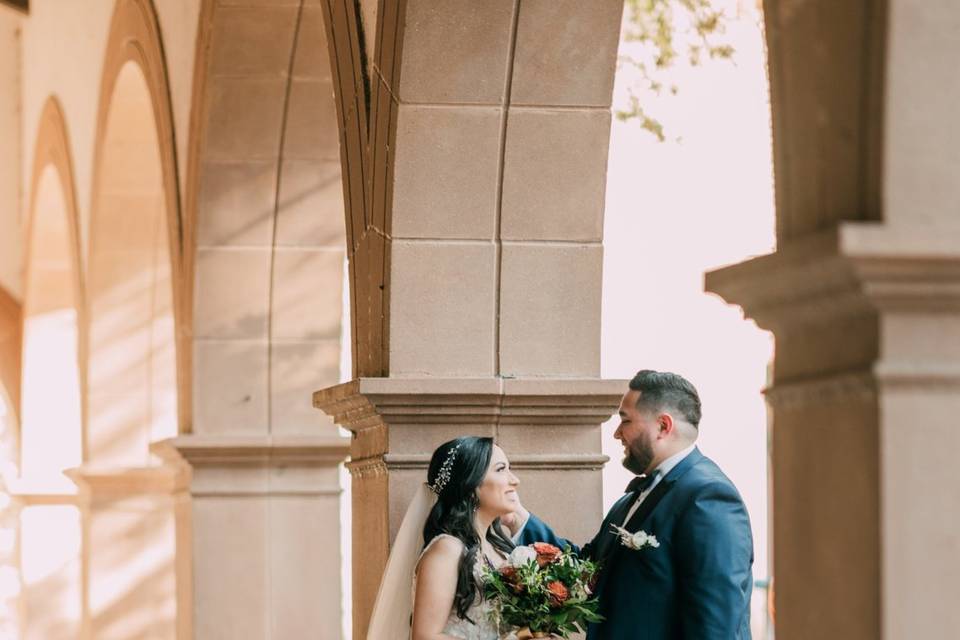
[163,435,349,640]
[707,2,960,636]
[707,227,960,638]
[66,464,189,640]
[315,377,622,639]
[318,2,625,637]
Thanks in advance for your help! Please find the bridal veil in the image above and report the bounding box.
[366,483,437,639]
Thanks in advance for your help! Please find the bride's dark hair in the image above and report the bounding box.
[423,436,515,622]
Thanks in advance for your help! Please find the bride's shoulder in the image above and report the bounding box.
[423,533,463,556]
[419,534,464,567]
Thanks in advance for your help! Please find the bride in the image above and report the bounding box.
[366,436,528,639]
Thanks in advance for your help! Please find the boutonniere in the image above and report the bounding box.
[610,524,660,551]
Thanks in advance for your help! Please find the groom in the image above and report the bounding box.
[511,370,754,639]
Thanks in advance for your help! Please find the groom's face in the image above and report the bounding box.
[615,390,658,475]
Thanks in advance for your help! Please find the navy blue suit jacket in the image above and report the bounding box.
[520,448,753,640]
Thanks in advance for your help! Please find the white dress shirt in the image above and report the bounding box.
[622,443,696,526]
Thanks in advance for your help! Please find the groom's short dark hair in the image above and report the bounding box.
[629,370,702,428]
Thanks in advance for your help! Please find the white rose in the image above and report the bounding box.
[508,545,538,567]
[628,531,660,550]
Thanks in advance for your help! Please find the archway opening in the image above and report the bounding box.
[601,1,774,636]
[88,60,176,468]
[21,164,82,487]
[18,158,84,640]
[84,58,179,638]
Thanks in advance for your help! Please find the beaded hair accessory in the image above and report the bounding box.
[428,443,460,496]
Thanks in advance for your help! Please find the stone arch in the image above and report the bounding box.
[21,98,85,483]
[78,1,187,637]
[86,0,182,465]
[17,95,85,640]
[185,0,346,438]
[87,59,178,465]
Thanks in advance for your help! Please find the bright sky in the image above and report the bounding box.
[600,0,775,583]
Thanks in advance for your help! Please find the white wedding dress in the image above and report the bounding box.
[416,534,500,640]
[365,484,516,640]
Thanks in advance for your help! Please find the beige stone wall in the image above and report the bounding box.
[878,3,960,636]
[884,0,960,229]
[189,0,345,438]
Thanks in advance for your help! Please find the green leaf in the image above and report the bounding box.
[617,0,737,141]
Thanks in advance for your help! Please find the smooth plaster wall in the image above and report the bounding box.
[0,10,22,300]
[19,0,199,271]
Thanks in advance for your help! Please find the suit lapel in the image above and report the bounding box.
[594,494,634,562]
[595,448,706,594]
[622,447,705,534]
[621,476,674,533]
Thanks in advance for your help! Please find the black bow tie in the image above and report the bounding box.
[625,473,657,495]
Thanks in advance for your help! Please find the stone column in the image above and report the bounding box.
[315,377,622,639]
[707,227,960,638]
[707,2,960,637]
[66,464,189,640]
[318,2,625,637]
[162,435,349,640]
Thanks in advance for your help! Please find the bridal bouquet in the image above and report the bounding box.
[482,542,603,638]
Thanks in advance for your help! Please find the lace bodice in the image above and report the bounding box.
[416,534,503,640]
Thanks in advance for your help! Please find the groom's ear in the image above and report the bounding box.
[657,412,675,438]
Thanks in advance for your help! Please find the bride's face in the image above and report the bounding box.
[475,445,520,516]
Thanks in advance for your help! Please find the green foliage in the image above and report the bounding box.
[617,0,737,141]
[483,547,603,638]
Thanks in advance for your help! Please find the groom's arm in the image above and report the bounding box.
[508,494,631,561]
[675,483,754,639]
[516,513,583,555]
[516,509,616,562]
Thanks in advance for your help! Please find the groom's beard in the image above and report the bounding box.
[622,434,654,476]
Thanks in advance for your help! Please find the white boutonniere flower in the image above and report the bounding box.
[610,524,660,551]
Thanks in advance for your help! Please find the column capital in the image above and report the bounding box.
[707,222,960,637]
[314,376,623,472]
[155,435,349,499]
[155,435,350,468]
[314,376,626,426]
[64,464,190,499]
[705,223,960,331]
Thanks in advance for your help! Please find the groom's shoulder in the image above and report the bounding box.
[681,453,743,500]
